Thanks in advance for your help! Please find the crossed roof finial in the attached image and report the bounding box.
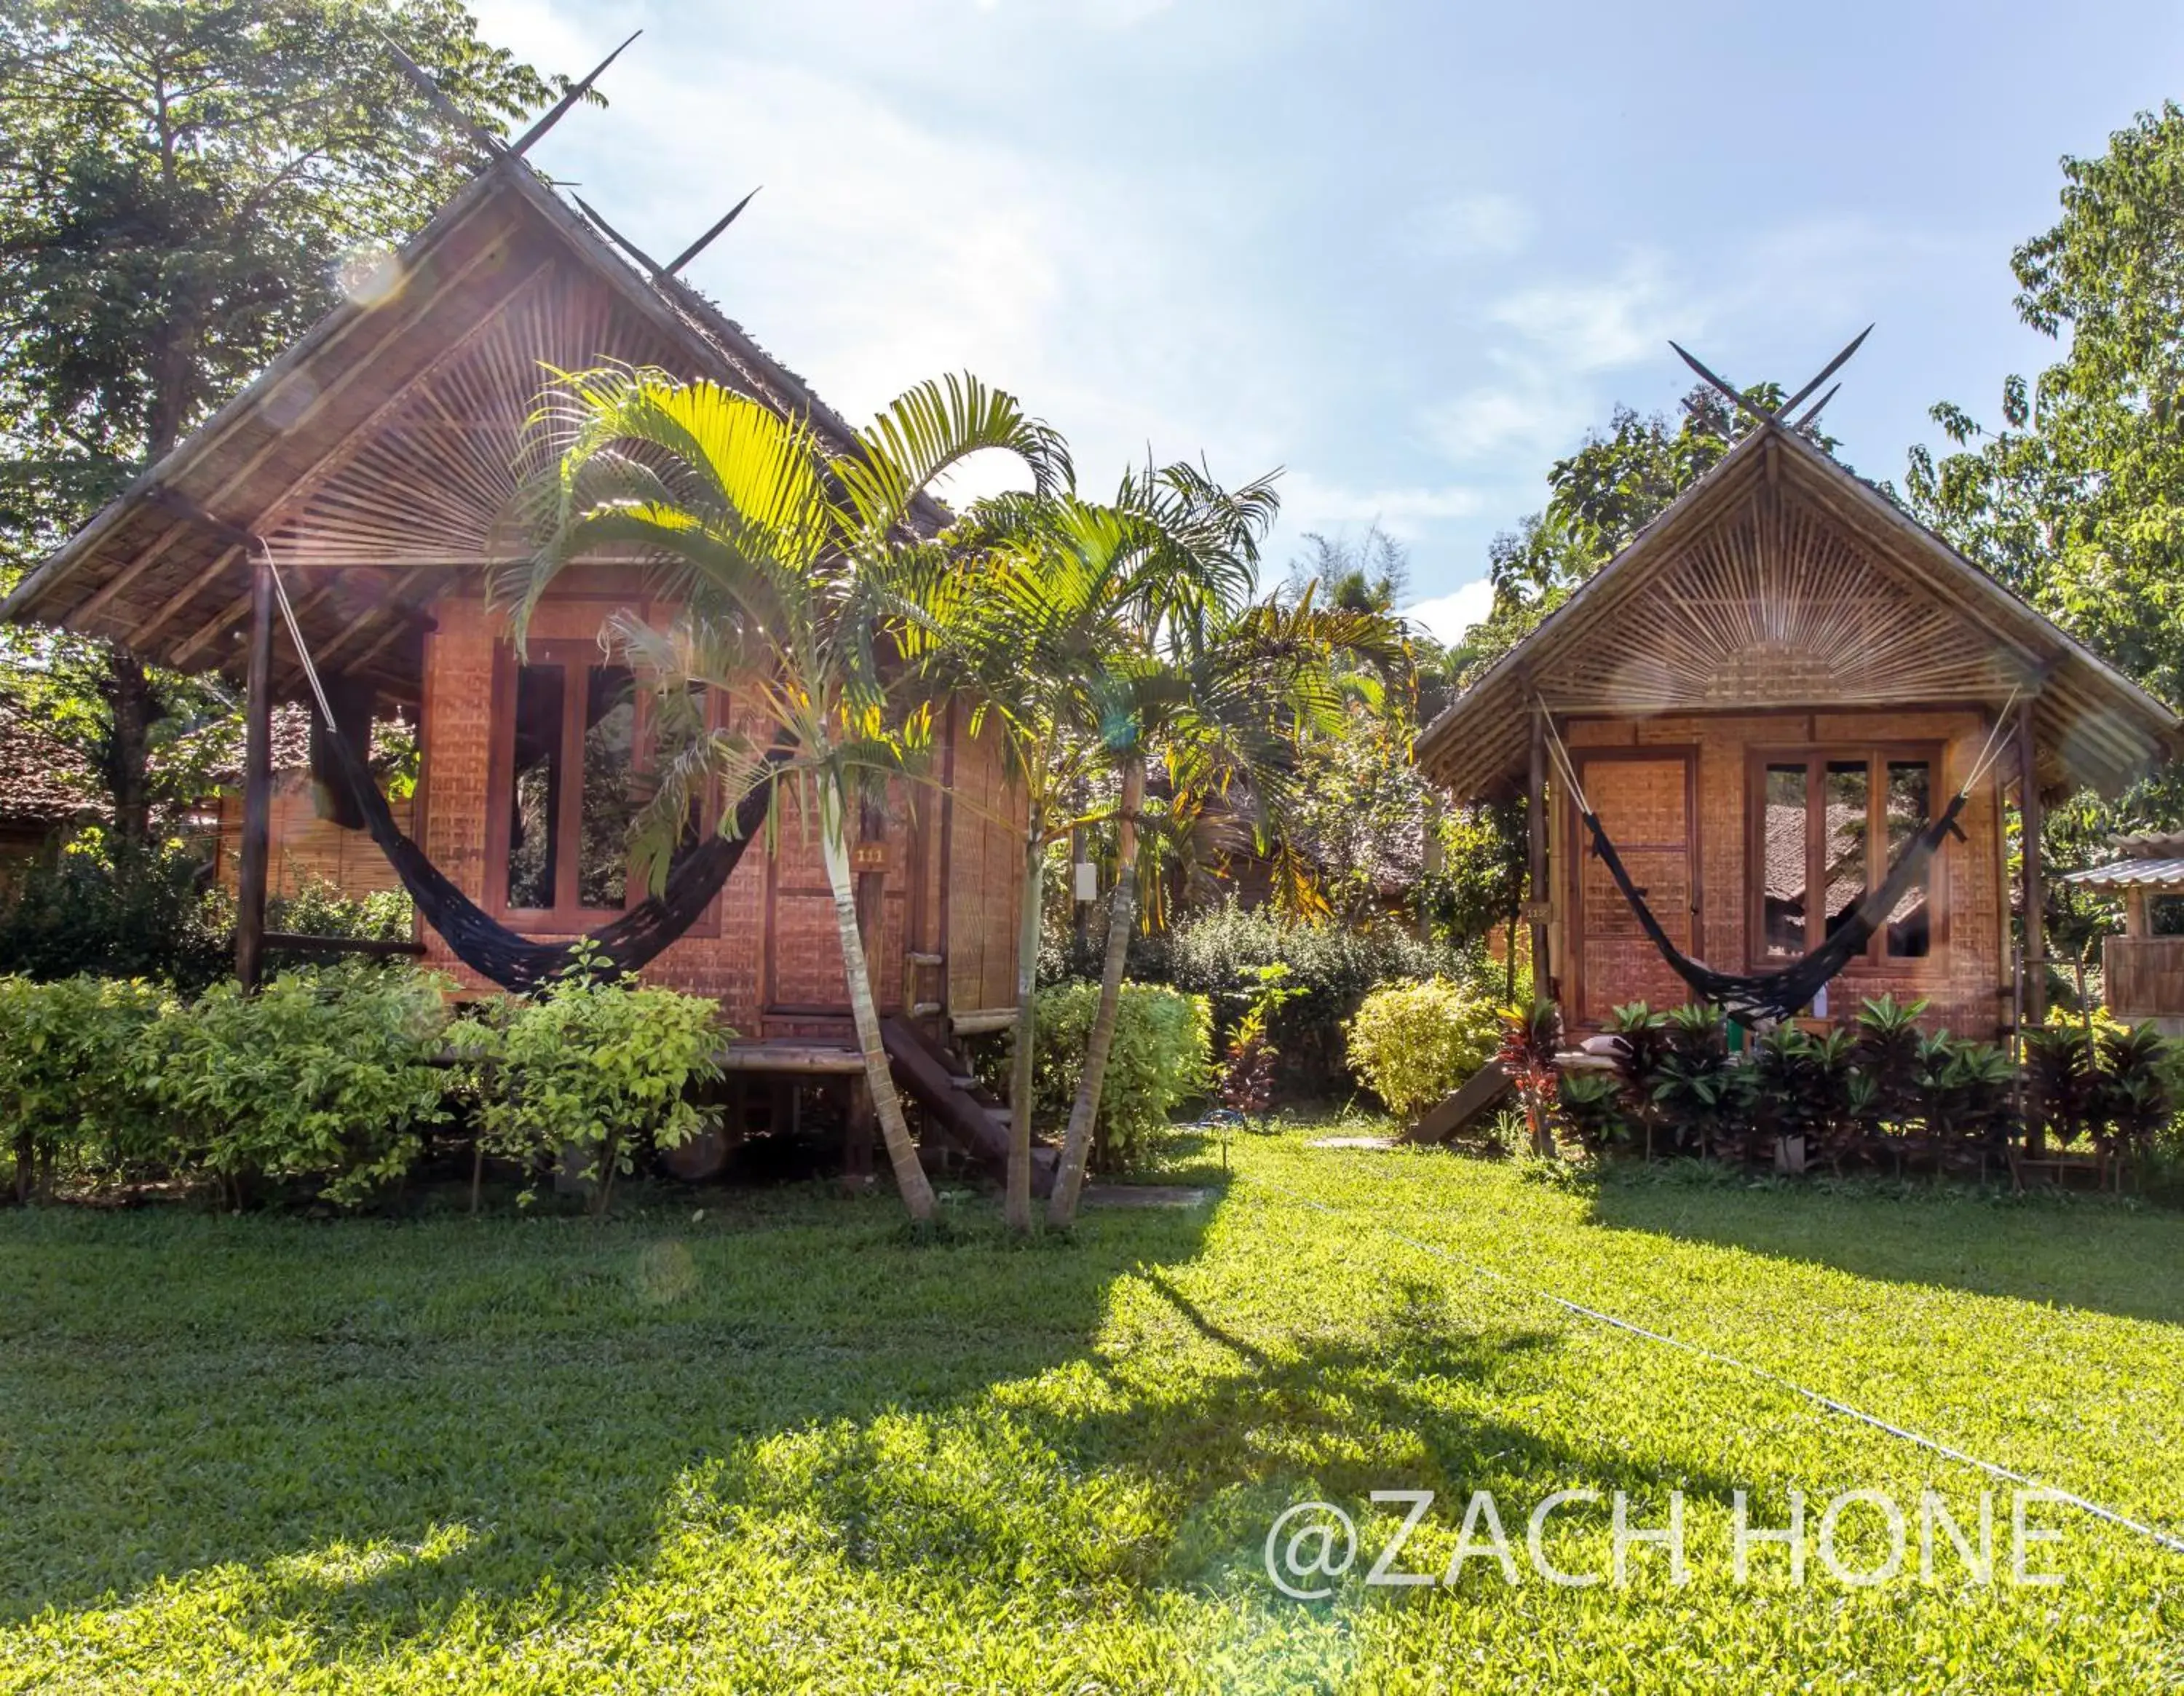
[375,28,761,282]
[1669,325,1873,432]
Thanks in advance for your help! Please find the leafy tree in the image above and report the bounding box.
[1905,103,2184,981]
[525,365,1071,1226]
[1050,587,1395,1223]
[1907,103,2184,715]
[930,470,1273,1230]
[0,0,554,838]
[1284,520,1408,614]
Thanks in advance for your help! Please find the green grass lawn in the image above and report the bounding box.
[2,1127,2181,1693]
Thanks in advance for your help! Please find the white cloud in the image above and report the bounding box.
[1487,255,1680,372]
[1421,387,1583,464]
[1417,251,1695,467]
[1401,578,1495,644]
[1279,469,1482,539]
[476,10,1299,510]
[1410,192,1534,261]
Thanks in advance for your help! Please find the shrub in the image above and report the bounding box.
[2092,1021,2178,1168]
[1167,900,1447,1097]
[0,832,229,989]
[0,975,174,1200]
[1556,1069,1625,1152]
[268,877,416,945]
[1604,1002,1674,1157]
[1496,998,1562,1157]
[1023,980,1212,1174]
[1345,977,1500,1120]
[459,961,725,1213]
[1653,1004,1747,1160]
[157,962,454,1207]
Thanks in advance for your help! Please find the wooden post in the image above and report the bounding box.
[2017,695,2045,1160]
[234,549,277,991]
[843,1074,876,1186]
[2018,697,2045,1028]
[1527,705,1551,1001]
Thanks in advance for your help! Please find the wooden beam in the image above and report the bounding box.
[716,1043,868,1074]
[309,567,438,667]
[124,544,238,646]
[71,515,196,625]
[2019,694,2046,1031]
[235,551,277,991]
[1528,703,1551,999]
[260,931,427,959]
[172,582,256,668]
[340,601,435,679]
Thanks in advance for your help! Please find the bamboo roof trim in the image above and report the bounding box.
[0,160,905,705]
[1415,422,2180,801]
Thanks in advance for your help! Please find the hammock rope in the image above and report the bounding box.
[257,539,776,993]
[1535,698,2017,1023]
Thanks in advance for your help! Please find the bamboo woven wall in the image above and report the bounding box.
[214,777,411,903]
[1556,706,2004,1034]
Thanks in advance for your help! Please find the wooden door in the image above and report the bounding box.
[1572,750,1698,1027]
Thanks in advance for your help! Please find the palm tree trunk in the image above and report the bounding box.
[1048,756,1144,1226]
[821,817,937,1223]
[1005,833,1045,1233]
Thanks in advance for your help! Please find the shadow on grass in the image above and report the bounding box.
[1579,1159,2184,1327]
[0,1186,1211,1633]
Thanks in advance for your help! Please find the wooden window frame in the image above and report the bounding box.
[481,640,724,937]
[1744,742,1947,975]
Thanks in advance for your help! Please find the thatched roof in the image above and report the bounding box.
[1,160,923,708]
[1415,421,2180,801]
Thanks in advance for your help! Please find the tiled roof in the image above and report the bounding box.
[0,696,100,824]
[2058,857,2184,891]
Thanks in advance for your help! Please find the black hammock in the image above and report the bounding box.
[314,710,779,994]
[1579,790,1967,1024]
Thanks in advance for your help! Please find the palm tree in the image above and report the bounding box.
[925,479,1271,1230]
[1047,585,1404,1225]
[521,365,1070,1224]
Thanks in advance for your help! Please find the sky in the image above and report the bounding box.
[472,0,2184,642]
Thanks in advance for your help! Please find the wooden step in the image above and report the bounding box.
[1405,1060,1513,1146]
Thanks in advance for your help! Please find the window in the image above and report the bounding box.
[1752,749,1938,967]
[488,643,714,930]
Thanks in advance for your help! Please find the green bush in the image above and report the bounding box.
[157,962,454,1207]
[459,962,725,1213]
[1166,900,1448,1097]
[1345,977,1500,1119]
[0,833,229,988]
[0,975,174,1199]
[1023,980,1212,1175]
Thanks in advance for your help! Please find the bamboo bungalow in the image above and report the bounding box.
[2058,834,2184,1034]
[1415,402,2180,1037]
[0,159,1027,1161]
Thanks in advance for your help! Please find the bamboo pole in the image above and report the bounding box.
[234,550,277,991]
[1528,705,1551,998]
[2019,696,2046,1028]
